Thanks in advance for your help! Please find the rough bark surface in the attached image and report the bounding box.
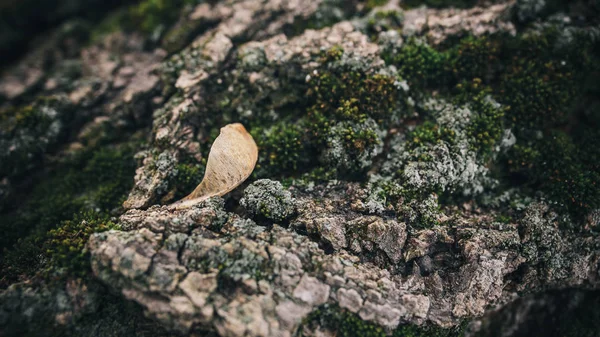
[1,0,599,336]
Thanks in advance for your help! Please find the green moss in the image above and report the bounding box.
[449,36,501,82]
[459,91,506,158]
[322,45,345,62]
[299,304,464,337]
[1,104,50,133]
[385,37,449,91]
[364,0,390,11]
[128,0,196,34]
[171,161,204,200]
[509,131,600,219]
[385,27,600,220]
[295,167,339,186]
[501,42,574,132]
[496,30,599,219]
[495,214,513,224]
[245,46,400,180]
[0,96,73,179]
[401,0,477,9]
[408,121,456,150]
[305,61,397,177]
[90,0,199,42]
[0,141,137,287]
[307,60,400,124]
[46,212,120,277]
[252,122,313,176]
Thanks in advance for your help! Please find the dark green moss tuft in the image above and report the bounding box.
[90,0,200,42]
[384,37,449,91]
[364,0,391,11]
[170,161,205,201]
[450,36,501,83]
[407,121,456,151]
[252,122,313,176]
[0,96,74,179]
[0,141,137,287]
[460,91,506,158]
[385,27,600,220]
[247,46,401,180]
[509,130,600,219]
[307,62,400,124]
[401,0,477,9]
[299,304,465,337]
[45,212,120,277]
[127,0,197,34]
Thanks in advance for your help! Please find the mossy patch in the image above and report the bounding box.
[0,141,138,287]
[252,122,313,176]
[0,96,74,179]
[401,0,477,9]
[90,0,199,43]
[46,212,120,278]
[364,0,391,11]
[298,304,465,337]
[169,159,205,201]
[384,28,600,220]
[384,37,449,91]
[246,46,403,181]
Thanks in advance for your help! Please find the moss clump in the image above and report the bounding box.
[460,92,506,158]
[385,35,501,92]
[401,193,442,229]
[299,48,402,177]
[299,304,465,337]
[401,0,477,9]
[321,119,382,175]
[384,37,449,91]
[240,179,295,223]
[407,121,456,151]
[127,0,197,34]
[0,96,73,179]
[247,46,401,180]
[307,65,400,124]
[46,212,119,277]
[90,0,199,42]
[496,30,599,219]
[509,131,600,218]
[0,142,137,287]
[170,161,205,201]
[291,167,339,187]
[252,122,312,176]
[450,36,501,82]
[368,178,444,229]
[364,0,391,11]
[385,27,600,220]
[500,37,575,132]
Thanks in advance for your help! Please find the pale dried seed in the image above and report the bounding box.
[169,123,258,210]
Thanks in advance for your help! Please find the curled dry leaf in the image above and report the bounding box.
[169,123,258,210]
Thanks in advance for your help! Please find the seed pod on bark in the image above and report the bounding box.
[169,123,258,210]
